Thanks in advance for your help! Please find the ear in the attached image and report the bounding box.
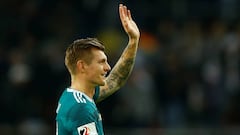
[76,60,86,73]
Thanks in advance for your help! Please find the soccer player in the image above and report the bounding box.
[56,4,140,135]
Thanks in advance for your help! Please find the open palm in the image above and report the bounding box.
[119,4,140,39]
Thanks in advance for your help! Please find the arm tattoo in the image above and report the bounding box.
[98,42,137,101]
[108,58,134,89]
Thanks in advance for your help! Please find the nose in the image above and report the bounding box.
[105,62,111,72]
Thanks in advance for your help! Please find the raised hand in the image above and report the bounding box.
[119,4,140,40]
[98,4,140,102]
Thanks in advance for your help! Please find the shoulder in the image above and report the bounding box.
[60,88,87,104]
[57,89,88,115]
[69,101,95,121]
[71,90,87,104]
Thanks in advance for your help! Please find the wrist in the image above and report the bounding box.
[128,36,140,44]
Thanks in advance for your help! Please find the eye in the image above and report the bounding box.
[99,59,106,64]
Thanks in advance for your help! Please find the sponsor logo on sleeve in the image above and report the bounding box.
[77,122,98,135]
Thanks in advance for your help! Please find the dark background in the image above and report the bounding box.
[0,0,240,134]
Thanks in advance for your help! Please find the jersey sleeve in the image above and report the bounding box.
[93,86,100,101]
[69,104,99,135]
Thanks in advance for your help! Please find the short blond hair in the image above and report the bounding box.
[65,38,105,75]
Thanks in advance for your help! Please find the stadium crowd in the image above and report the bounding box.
[0,0,240,134]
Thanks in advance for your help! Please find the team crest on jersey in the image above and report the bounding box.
[77,122,98,135]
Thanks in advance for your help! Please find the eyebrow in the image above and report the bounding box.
[99,58,107,62]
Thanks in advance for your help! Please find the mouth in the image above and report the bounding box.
[101,73,107,78]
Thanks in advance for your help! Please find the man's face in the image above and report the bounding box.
[85,48,111,86]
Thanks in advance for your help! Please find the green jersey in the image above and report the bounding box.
[56,87,104,135]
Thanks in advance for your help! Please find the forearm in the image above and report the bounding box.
[108,37,139,88]
[97,37,139,102]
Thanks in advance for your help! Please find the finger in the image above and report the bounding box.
[128,10,132,20]
[119,4,125,21]
[123,6,128,17]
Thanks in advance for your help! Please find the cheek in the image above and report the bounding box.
[87,65,102,75]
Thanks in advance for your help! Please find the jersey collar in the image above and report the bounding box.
[67,88,94,103]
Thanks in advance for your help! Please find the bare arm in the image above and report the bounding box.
[97,4,140,102]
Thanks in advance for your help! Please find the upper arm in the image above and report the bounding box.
[97,76,119,103]
[97,83,110,103]
[97,67,128,102]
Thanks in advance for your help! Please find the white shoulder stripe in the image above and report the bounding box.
[67,88,93,103]
[73,92,86,103]
[76,92,84,103]
[73,92,81,103]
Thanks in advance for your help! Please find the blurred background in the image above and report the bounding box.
[0,0,240,134]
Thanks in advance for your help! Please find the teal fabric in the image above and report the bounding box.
[56,86,103,135]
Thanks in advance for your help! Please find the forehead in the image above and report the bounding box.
[91,48,107,60]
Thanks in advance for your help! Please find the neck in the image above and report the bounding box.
[70,75,95,99]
